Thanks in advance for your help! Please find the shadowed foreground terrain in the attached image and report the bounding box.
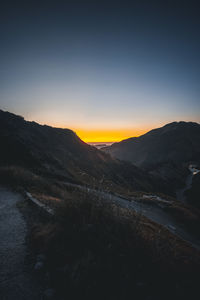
[21,186,200,300]
[0,180,199,299]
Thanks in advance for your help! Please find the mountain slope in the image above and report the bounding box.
[0,109,165,193]
[103,122,200,168]
[102,122,200,191]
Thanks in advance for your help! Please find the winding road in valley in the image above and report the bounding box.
[106,193,200,250]
[63,182,200,250]
[176,165,200,202]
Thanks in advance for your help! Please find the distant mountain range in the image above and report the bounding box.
[102,121,200,190]
[2,110,198,195]
[0,110,166,194]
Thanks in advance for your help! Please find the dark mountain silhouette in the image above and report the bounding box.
[0,109,166,193]
[103,122,200,167]
[102,122,200,190]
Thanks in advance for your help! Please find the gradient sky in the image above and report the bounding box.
[0,0,199,142]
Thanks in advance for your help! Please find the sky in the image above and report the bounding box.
[0,0,199,142]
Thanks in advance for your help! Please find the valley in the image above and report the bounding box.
[176,165,200,202]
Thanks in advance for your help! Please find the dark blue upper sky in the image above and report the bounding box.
[0,0,199,139]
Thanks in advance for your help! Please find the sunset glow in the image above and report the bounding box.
[0,1,199,298]
[1,0,199,145]
[74,128,148,143]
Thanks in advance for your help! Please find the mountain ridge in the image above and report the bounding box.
[0,109,167,194]
[103,121,200,167]
[102,121,200,192]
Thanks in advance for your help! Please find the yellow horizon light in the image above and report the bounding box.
[74,128,148,143]
[37,119,150,143]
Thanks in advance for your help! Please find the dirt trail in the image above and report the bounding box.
[0,187,42,299]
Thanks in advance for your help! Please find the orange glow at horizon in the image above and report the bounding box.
[37,118,151,142]
[74,128,148,143]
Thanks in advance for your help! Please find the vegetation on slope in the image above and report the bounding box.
[0,109,169,194]
[18,188,200,300]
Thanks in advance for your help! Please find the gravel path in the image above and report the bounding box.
[0,187,42,299]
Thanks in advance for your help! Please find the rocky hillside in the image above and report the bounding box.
[0,110,166,193]
[103,122,200,191]
[103,122,200,167]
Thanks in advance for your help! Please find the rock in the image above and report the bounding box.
[62,264,70,274]
[82,223,93,232]
[34,261,44,271]
[45,271,51,282]
[81,223,98,234]
[36,254,46,262]
[167,224,176,231]
[136,281,145,287]
[43,288,55,299]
